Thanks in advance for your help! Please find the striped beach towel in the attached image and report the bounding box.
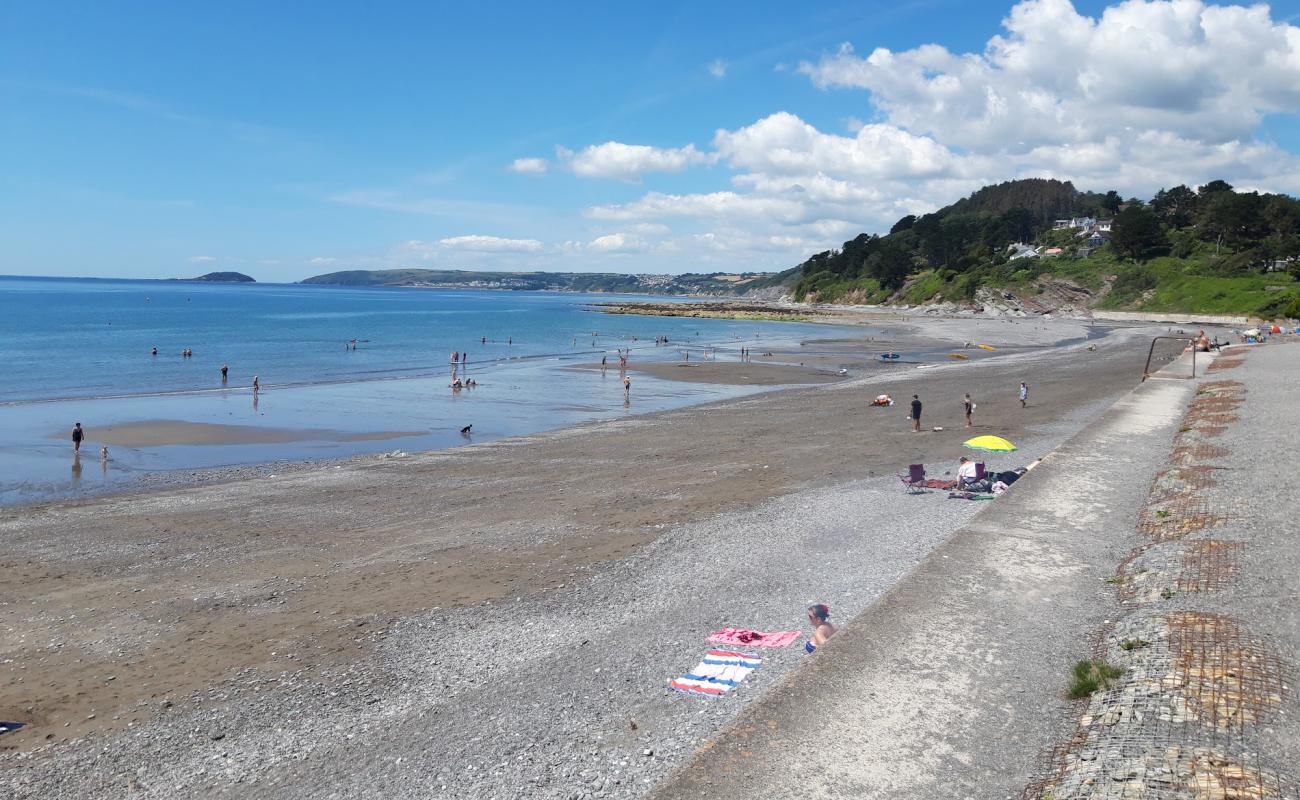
[670,650,761,697]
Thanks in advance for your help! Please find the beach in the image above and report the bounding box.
[0,314,1196,798]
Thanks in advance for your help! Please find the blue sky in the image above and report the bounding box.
[5,0,1300,281]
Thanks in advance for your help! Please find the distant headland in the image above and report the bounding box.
[177,271,256,283]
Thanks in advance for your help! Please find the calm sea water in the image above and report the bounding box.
[0,276,861,505]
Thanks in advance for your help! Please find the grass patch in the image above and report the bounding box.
[1155,509,1171,518]
[1067,660,1126,700]
[1120,638,1151,651]
[1104,575,1125,585]
[1160,588,1177,600]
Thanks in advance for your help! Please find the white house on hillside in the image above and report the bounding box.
[1053,217,1097,230]
[1008,242,1039,260]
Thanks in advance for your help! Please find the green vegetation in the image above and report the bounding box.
[788,178,1300,316]
[1120,638,1151,651]
[1067,660,1126,700]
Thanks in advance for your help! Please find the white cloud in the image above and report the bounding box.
[587,233,647,253]
[437,235,545,253]
[797,0,1300,154]
[509,157,548,175]
[713,111,969,181]
[708,58,728,78]
[560,141,713,181]
[188,255,216,263]
[309,257,339,265]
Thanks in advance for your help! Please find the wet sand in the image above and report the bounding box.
[56,420,424,447]
[579,360,846,386]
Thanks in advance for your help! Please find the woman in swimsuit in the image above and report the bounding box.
[804,603,836,653]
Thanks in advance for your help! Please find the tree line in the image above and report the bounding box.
[792,178,1300,301]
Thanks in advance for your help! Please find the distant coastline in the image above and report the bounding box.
[172,271,256,283]
[298,267,788,297]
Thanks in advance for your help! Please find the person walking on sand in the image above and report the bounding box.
[71,422,84,453]
[252,375,260,393]
[601,355,608,372]
[1019,382,1029,408]
[963,393,974,428]
[910,395,922,432]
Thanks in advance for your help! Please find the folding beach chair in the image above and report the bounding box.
[900,463,926,493]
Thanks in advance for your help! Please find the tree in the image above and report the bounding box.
[890,214,916,234]
[867,235,915,291]
[1198,191,1264,250]
[1111,205,1168,260]
[1101,190,1123,214]
[1198,179,1234,196]
[1151,185,1198,228]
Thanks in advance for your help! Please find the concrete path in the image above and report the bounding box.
[649,355,1206,798]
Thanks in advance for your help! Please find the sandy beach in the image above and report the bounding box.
[0,315,1194,798]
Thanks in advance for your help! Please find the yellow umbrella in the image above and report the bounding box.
[963,435,1017,452]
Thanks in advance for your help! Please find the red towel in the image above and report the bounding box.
[707,628,802,648]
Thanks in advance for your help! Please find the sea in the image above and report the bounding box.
[0,276,861,506]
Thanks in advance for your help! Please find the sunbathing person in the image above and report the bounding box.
[804,604,836,653]
[957,456,978,485]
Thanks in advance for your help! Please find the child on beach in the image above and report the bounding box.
[1019,382,1029,408]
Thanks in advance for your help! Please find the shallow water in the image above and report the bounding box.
[0,276,869,505]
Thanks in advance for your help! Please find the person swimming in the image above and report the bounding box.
[804,603,836,653]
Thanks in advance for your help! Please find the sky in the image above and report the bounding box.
[5,0,1300,282]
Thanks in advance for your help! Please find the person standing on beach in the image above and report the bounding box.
[601,355,607,372]
[252,375,260,393]
[963,393,974,428]
[221,364,229,382]
[71,422,84,453]
[623,375,631,395]
[910,395,922,432]
[1019,382,1029,408]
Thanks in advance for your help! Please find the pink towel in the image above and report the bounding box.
[706,628,802,648]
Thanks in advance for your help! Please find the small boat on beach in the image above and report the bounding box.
[879,352,901,361]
